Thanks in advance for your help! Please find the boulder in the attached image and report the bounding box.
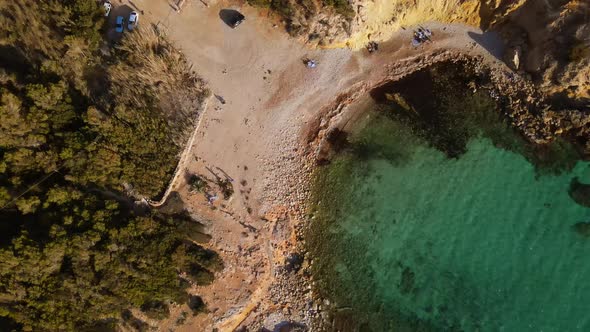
[572,222,590,237]
[569,177,590,207]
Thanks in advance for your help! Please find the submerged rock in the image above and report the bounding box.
[399,266,415,294]
[568,177,590,207]
[316,127,350,165]
[572,222,590,237]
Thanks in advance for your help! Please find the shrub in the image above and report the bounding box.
[188,296,206,315]
[189,174,208,193]
[140,300,171,320]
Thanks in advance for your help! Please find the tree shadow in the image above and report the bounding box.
[158,191,213,243]
[0,45,28,74]
[106,4,135,42]
[467,30,505,61]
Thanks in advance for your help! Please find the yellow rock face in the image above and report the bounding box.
[325,0,526,49]
[316,0,588,108]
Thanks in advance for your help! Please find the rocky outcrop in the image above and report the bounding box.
[569,177,590,207]
[493,0,590,109]
[573,222,590,237]
[289,8,352,46]
[280,0,589,134]
[282,0,530,47]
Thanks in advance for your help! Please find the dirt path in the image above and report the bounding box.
[217,237,275,331]
[115,0,510,330]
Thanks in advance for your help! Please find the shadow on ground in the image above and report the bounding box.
[105,4,135,42]
[467,30,505,61]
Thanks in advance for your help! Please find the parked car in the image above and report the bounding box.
[128,11,139,30]
[219,9,245,29]
[103,1,112,17]
[229,11,245,29]
[115,16,124,33]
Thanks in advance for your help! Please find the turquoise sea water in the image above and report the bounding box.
[308,111,590,331]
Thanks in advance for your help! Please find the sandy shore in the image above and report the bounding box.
[111,0,528,330]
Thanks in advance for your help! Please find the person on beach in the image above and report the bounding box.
[366,41,379,53]
[412,37,421,47]
[420,26,432,41]
[412,30,423,47]
[417,28,430,42]
[412,27,433,47]
[205,193,218,205]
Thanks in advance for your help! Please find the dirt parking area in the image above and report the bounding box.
[110,0,354,330]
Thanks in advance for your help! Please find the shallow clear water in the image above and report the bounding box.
[309,111,590,331]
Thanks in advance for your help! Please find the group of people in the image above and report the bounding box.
[366,41,379,53]
[412,27,433,47]
[304,26,433,69]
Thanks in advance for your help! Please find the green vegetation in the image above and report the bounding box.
[188,174,208,193]
[247,0,292,15]
[188,295,206,315]
[321,0,355,18]
[140,300,171,320]
[0,1,215,331]
[217,178,234,200]
[247,0,354,33]
[246,0,303,26]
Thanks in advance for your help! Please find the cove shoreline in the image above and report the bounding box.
[134,4,588,328]
[280,51,589,331]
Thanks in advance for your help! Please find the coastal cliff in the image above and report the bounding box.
[262,0,589,154]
